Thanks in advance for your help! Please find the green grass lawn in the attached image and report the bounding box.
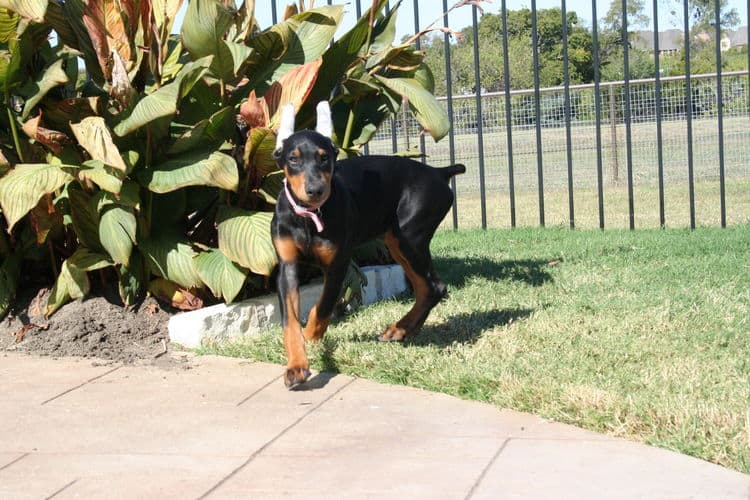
[200,226,750,474]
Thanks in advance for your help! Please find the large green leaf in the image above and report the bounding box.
[0,163,73,231]
[308,0,389,104]
[99,205,136,265]
[140,234,202,289]
[193,249,247,303]
[180,0,233,61]
[2,15,45,95]
[332,94,390,148]
[0,0,48,22]
[67,186,102,252]
[239,5,343,96]
[140,151,238,194]
[169,106,235,155]
[118,250,145,306]
[20,57,68,120]
[113,56,212,136]
[374,74,449,141]
[243,126,277,180]
[0,8,19,44]
[217,206,276,276]
[255,170,283,204]
[70,116,128,171]
[368,0,400,54]
[94,180,140,211]
[181,0,253,82]
[46,248,113,315]
[73,161,124,194]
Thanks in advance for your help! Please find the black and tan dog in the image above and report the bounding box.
[272,102,465,388]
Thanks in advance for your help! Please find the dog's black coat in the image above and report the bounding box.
[272,129,465,388]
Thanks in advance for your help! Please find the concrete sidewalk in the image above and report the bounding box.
[1,353,748,499]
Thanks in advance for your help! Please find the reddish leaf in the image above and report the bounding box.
[83,0,111,81]
[239,90,270,128]
[265,57,323,126]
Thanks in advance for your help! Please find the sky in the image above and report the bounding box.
[242,0,749,39]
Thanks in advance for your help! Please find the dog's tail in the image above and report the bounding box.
[438,164,467,180]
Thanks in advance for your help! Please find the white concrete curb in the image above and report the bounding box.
[168,264,408,348]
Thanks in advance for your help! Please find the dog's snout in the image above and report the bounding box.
[306,184,325,198]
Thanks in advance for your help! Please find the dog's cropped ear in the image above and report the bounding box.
[315,101,333,139]
[274,103,296,156]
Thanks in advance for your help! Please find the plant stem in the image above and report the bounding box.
[145,127,153,239]
[364,0,378,52]
[341,104,357,150]
[7,107,24,163]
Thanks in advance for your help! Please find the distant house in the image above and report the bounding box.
[632,26,748,53]
[726,26,748,50]
[632,29,684,54]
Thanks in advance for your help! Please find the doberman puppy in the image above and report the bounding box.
[271,102,466,388]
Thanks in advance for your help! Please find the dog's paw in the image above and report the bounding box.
[284,366,311,389]
[378,325,408,342]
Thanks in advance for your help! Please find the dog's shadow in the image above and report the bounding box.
[298,257,555,388]
[289,371,338,391]
[406,307,534,347]
[434,256,554,288]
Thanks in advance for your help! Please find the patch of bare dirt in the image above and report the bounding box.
[0,288,172,364]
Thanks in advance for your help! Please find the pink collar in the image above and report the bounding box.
[283,178,324,232]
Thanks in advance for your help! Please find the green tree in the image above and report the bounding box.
[423,8,594,94]
[598,0,651,81]
[679,0,740,34]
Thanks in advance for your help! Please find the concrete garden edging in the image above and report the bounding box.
[168,264,407,348]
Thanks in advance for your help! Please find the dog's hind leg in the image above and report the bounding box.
[379,229,446,342]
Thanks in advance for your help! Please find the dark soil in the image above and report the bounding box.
[0,287,172,363]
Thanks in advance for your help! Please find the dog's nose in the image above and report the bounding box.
[306,185,324,198]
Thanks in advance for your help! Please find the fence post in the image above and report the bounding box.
[608,84,620,184]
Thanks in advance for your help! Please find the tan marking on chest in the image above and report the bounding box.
[274,237,300,262]
[312,242,338,267]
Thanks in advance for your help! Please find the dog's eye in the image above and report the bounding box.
[320,153,329,162]
[288,156,299,165]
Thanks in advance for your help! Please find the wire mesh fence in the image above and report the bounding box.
[369,71,749,188]
[367,71,750,228]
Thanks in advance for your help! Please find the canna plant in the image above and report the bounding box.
[0,0,451,320]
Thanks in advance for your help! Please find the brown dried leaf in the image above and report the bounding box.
[148,278,204,311]
[30,195,63,245]
[83,0,112,81]
[22,115,72,154]
[29,288,48,318]
[283,3,298,20]
[15,324,37,343]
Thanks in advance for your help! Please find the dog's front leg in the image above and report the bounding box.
[277,260,310,388]
[304,254,350,341]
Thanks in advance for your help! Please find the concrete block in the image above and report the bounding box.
[360,264,408,304]
[168,264,407,348]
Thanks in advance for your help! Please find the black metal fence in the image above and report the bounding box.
[271,1,750,230]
